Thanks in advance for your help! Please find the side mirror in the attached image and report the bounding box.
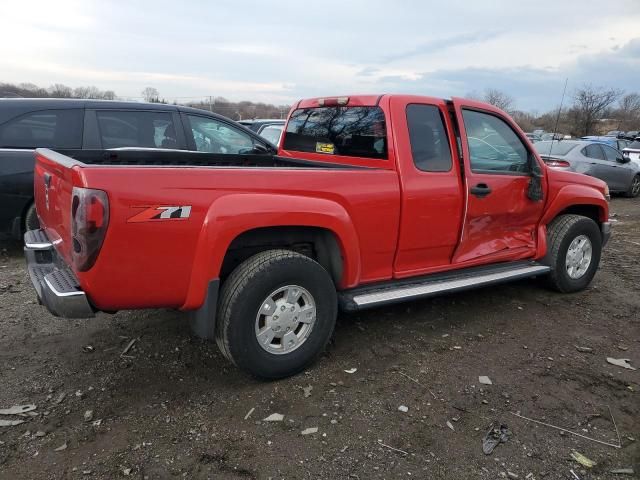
[253,143,275,154]
[238,144,273,155]
[617,154,631,164]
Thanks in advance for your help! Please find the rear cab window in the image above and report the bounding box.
[282,105,387,159]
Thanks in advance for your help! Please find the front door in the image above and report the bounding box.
[451,99,546,265]
[599,144,633,192]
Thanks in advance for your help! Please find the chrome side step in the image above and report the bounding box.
[340,262,550,311]
[24,229,53,250]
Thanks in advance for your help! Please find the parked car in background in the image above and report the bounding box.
[581,135,630,152]
[0,99,276,238]
[238,119,286,135]
[525,133,542,143]
[606,130,623,137]
[623,138,640,165]
[624,130,639,140]
[258,124,284,146]
[540,133,566,141]
[535,140,640,197]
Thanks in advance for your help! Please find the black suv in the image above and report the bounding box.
[0,99,275,237]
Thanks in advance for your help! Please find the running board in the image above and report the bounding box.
[339,261,550,311]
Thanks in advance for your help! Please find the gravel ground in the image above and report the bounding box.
[0,198,638,480]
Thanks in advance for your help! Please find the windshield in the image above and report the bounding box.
[283,106,387,159]
[534,141,579,156]
[259,125,283,145]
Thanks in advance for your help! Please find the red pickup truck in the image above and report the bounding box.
[25,94,611,378]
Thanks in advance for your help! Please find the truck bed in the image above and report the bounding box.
[56,149,357,169]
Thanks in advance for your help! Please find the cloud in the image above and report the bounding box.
[380,30,503,63]
[1,0,640,110]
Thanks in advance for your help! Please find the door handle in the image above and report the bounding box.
[470,183,492,198]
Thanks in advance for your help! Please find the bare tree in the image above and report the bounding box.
[483,88,515,113]
[510,110,536,132]
[571,85,622,136]
[616,93,640,130]
[48,84,73,98]
[141,87,159,103]
[72,86,105,99]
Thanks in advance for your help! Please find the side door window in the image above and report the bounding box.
[462,109,530,174]
[185,115,256,154]
[601,144,621,163]
[0,109,83,149]
[406,104,452,172]
[582,144,605,160]
[95,110,178,149]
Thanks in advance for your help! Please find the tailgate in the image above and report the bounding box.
[33,148,81,266]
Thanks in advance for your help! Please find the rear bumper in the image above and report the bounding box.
[602,221,612,246]
[24,229,95,318]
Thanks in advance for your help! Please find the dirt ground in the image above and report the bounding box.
[0,198,638,480]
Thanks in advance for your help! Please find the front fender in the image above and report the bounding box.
[181,193,361,310]
[535,183,609,258]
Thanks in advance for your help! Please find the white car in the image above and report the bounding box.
[259,124,284,146]
[623,138,640,167]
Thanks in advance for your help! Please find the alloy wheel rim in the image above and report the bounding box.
[565,235,593,279]
[632,177,640,196]
[254,285,317,355]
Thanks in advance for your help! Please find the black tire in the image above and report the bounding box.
[544,214,602,293]
[24,203,40,231]
[215,249,337,379]
[626,175,640,198]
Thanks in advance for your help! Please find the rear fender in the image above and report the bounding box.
[181,193,360,310]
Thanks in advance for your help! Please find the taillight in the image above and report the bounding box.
[544,158,571,168]
[71,187,109,271]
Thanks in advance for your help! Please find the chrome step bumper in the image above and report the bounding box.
[24,229,95,318]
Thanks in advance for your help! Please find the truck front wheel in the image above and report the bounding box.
[215,249,337,379]
[544,214,602,293]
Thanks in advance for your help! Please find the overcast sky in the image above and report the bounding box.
[2,0,640,112]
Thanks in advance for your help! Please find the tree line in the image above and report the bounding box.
[0,82,289,121]
[2,81,639,136]
[472,85,640,137]
[0,82,117,100]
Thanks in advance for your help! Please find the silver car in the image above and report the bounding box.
[535,140,640,197]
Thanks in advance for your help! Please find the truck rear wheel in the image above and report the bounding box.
[544,214,602,293]
[215,249,337,379]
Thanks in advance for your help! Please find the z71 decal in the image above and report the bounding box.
[128,205,192,223]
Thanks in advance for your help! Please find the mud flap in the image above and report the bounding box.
[188,279,220,340]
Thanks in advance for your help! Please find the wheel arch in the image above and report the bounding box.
[181,193,361,310]
[536,185,608,259]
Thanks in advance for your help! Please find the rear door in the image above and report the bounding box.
[388,96,464,275]
[451,99,546,265]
